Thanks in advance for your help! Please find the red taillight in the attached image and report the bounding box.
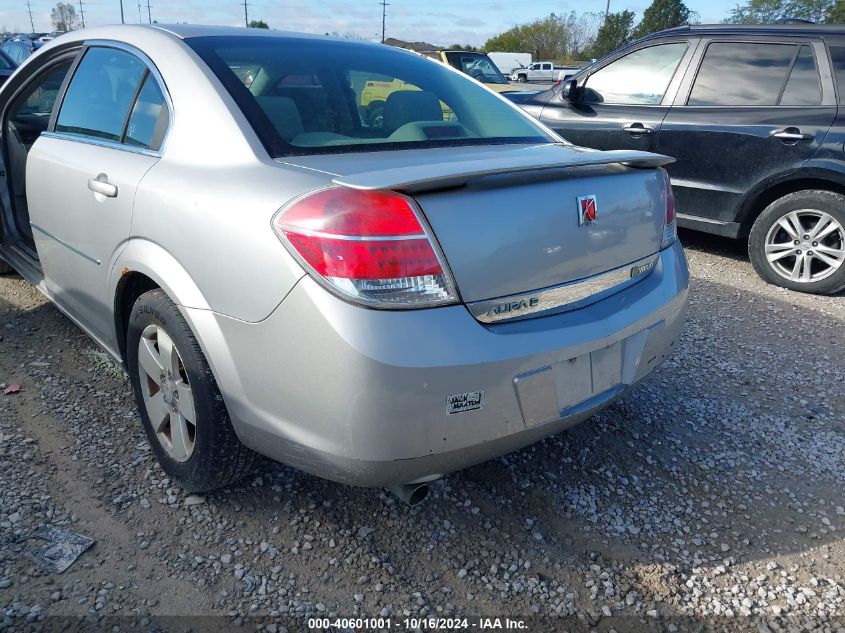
[660,168,677,248]
[274,187,457,307]
[281,188,425,238]
[283,233,442,279]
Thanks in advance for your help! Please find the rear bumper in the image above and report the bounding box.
[186,241,689,487]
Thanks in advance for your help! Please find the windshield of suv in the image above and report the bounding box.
[443,51,509,85]
[188,36,550,156]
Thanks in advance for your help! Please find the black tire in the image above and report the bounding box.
[126,289,257,492]
[517,74,527,83]
[748,190,845,295]
[0,260,14,275]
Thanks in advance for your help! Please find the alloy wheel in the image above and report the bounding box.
[764,209,845,283]
[137,324,197,462]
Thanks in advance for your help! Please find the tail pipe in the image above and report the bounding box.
[388,482,430,506]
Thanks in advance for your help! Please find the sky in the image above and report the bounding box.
[1,0,740,48]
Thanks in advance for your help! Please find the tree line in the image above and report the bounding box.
[43,0,845,63]
[483,0,845,62]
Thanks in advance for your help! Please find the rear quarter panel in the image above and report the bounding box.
[129,159,325,322]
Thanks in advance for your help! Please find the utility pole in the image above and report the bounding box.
[25,0,35,32]
[79,0,86,28]
[243,0,249,27]
[379,0,388,43]
[146,0,152,23]
[119,0,125,23]
[604,0,610,20]
[137,0,142,22]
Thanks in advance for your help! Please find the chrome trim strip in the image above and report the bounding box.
[676,212,730,226]
[468,254,659,324]
[275,225,428,242]
[30,223,101,265]
[42,131,162,157]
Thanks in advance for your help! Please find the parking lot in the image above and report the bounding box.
[0,230,842,631]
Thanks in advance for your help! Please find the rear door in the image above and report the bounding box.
[540,39,697,153]
[657,38,836,228]
[27,44,170,344]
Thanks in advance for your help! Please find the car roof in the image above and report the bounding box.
[38,23,390,54]
[34,23,392,60]
[149,23,372,43]
[644,23,845,40]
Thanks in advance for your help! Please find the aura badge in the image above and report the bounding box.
[577,194,598,226]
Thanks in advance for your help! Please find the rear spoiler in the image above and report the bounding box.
[333,146,675,193]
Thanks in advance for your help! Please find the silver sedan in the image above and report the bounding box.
[0,25,688,503]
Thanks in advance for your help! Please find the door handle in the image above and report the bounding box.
[623,123,654,135]
[88,173,118,198]
[771,127,813,142]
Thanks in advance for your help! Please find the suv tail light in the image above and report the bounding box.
[273,187,458,307]
[660,168,677,249]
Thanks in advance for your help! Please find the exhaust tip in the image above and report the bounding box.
[388,483,430,506]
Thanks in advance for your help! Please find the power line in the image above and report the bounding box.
[25,0,35,32]
[79,0,86,28]
[379,0,388,43]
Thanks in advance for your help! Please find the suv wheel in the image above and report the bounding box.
[126,289,257,491]
[0,260,14,274]
[517,74,527,83]
[749,190,845,294]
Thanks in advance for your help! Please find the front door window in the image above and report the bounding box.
[583,43,688,105]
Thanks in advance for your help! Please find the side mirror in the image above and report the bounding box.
[562,78,580,103]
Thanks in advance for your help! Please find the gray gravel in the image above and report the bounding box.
[0,230,843,632]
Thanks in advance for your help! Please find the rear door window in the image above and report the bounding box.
[688,42,796,106]
[56,47,146,141]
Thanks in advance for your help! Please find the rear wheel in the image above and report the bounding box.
[126,289,257,491]
[0,260,14,275]
[748,190,845,294]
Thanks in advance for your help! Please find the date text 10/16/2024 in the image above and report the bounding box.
[308,617,528,630]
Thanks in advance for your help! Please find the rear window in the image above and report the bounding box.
[187,36,550,157]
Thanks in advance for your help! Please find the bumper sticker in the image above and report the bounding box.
[447,391,484,415]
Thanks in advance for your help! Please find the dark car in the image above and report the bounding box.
[1,38,44,66]
[0,48,15,87]
[514,24,845,294]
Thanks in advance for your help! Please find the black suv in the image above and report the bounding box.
[513,24,845,294]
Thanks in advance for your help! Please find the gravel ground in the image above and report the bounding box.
[0,231,843,632]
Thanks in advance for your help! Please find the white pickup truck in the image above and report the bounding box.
[510,62,578,83]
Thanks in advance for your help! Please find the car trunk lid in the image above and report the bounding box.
[280,143,673,308]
